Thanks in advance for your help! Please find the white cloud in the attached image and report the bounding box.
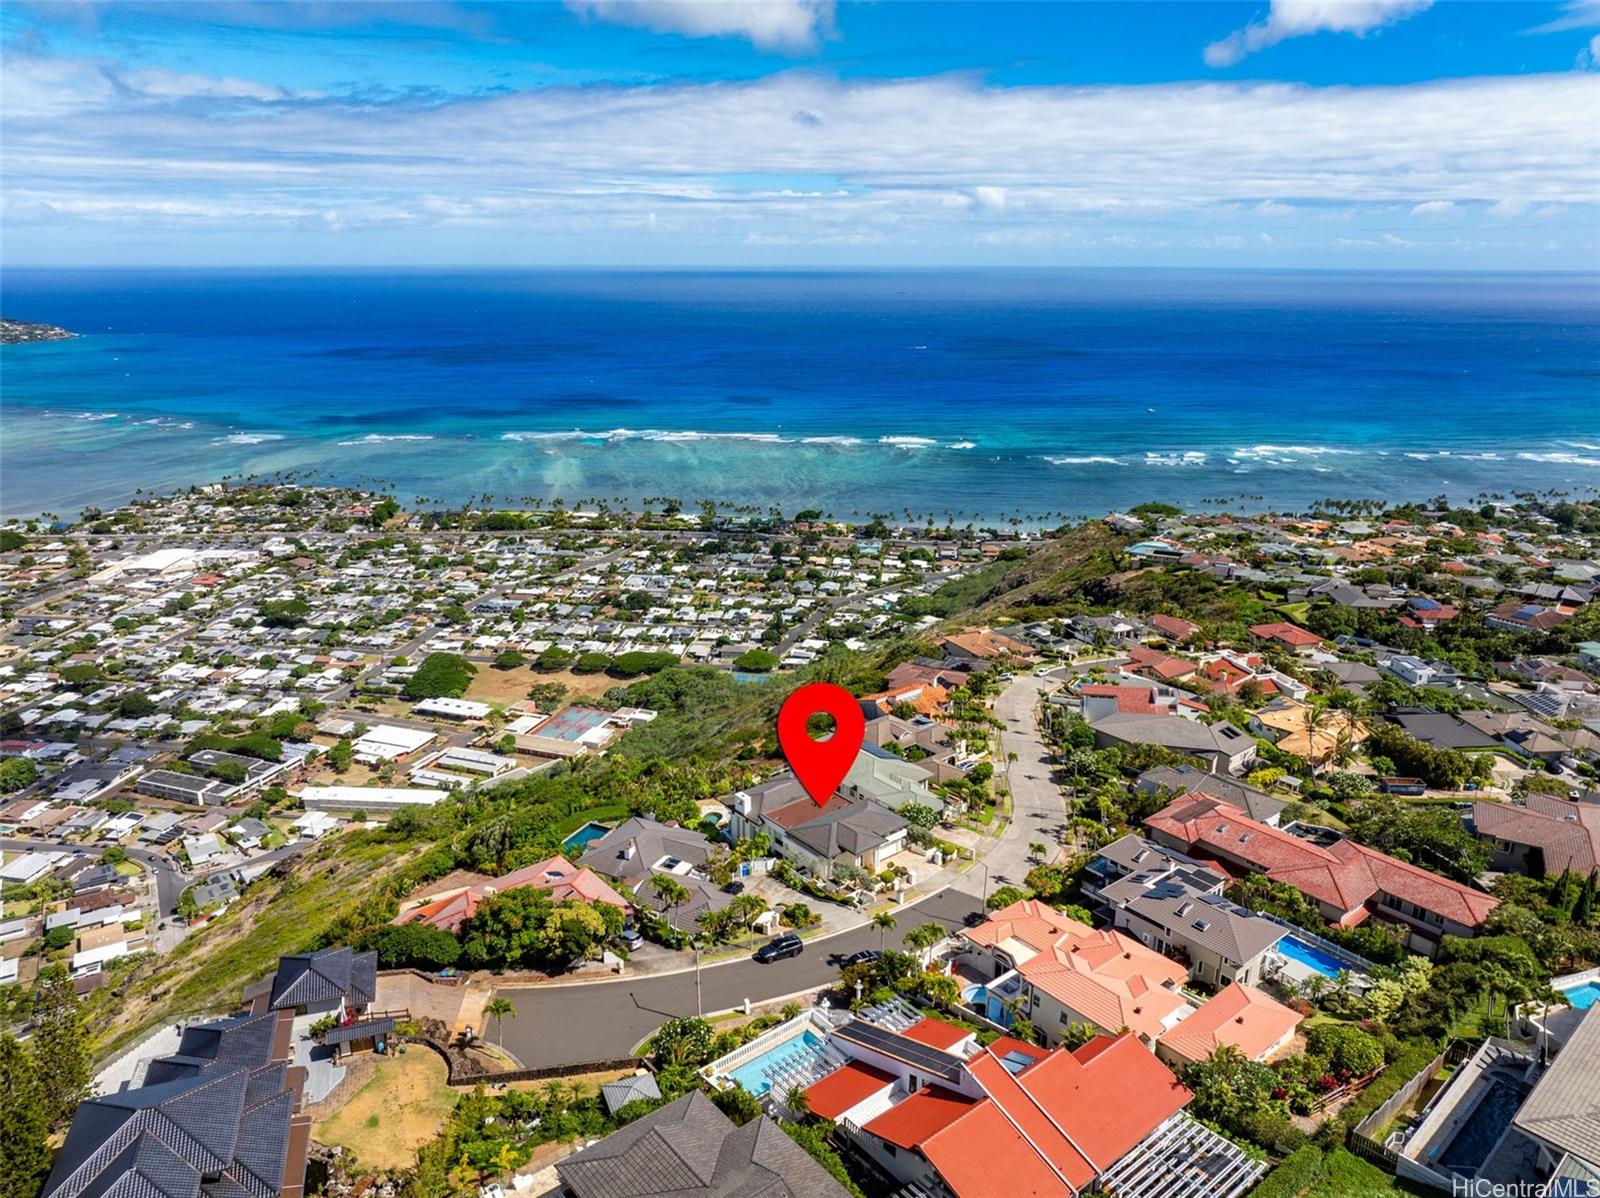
[564,0,832,51]
[1410,200,1457,217]
[1,55,1594,261]
[1580,32,1600,69]
[1205,0,1433,67]
[1524,0,1600,35]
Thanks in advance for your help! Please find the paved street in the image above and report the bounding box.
[492,888,981,1068]
[488,674,1070,1069]
[986,673,1070,891]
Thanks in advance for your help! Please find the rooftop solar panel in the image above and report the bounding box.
[836,1020,965,1082]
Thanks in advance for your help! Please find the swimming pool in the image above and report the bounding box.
[561,821,612,851]
[1437,1079,1529,1173]
[1274,935,1350,979]
[1557,979,1600,1010]
[725,1031,823,1096]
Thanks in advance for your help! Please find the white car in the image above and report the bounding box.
[480,1184,506,1198]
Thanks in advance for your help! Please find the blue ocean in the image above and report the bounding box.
[2,269,1596,520]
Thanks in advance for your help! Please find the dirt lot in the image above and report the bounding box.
[314,1050,459,1172]
[465,665,620,706]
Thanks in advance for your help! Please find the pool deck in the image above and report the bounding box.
[1517,965,1600,1049]
[1396,1037,1541,1186]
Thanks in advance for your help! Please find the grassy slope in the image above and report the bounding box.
[89,834,418,1060]
[955,522,1131,624]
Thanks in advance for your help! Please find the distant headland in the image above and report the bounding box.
[1,317,76,345]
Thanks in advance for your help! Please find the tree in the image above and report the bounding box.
[484,997,515,1047]
[903,921,945,965]
[0,757,39,793]
[535,646,575,672]
[871,910,897,951]
[528,681,568,709]
[731,649,780,673]
[0,1035,51,1198]
[987,884,1030,910]
[404,652,477,700]
[1029,841,1047,864]
[361,922,462,971]
[493,650,525,671]
[31,970,90,1130]
[785,1084,812,1119]
[898,802,939,830]
[117,691,158,718]
[328,737,353,773]
[650,873,692,919]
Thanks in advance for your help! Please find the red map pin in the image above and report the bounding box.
[778,682,866,807]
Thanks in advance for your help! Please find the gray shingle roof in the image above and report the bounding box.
[1513,1006,1600,1166]
[558,1090,848,1198]
[267,947,376,1010]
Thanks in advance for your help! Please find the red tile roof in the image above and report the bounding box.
[862,1085,976,1149]
[1248,622,1323,647]
[1159,982,1302,1065]
[1145,794,1497,929]
[900,1017,973,1052]
[802,1061,895,1121]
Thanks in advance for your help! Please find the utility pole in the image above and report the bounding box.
[693,936,703,1018]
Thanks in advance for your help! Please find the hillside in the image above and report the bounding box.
[951,522,1132,624]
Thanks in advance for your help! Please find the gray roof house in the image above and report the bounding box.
[1136,766,1288,826]
[268,946,376,1016]
[557,1089,849,1198]
[1092,835,1289,990]
[43,1001,307,1198]
[599,1072,662,1116]
[577,816,714,888]
[1090,713,1255,775]
[729,773,909,877]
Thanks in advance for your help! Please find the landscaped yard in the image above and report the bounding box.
[314,1049,460,1172]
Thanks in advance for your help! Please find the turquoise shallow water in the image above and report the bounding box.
[2,269,1596,519]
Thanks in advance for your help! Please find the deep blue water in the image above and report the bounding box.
[2,269,1596,519]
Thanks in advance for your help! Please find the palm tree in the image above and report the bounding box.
[904,921,946,966]
[1029,841,1047,864]
[785,1084,812,1120]
[650,873,692,920]
[1301,703,1330,777]
[871,910,898,952]
[483,996,515,1047]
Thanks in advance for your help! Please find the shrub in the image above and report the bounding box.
[1248,1146,1324,1198]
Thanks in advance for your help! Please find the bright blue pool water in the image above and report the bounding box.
[726,1031,823,1096]
[561,821,612,851]
[1437,1079,1529,1173]
[1275,935,1349,979]
[1557,980,1600,1010]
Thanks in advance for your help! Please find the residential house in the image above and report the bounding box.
[1247,698,1367,767]
[1472,794,1600,879]
[843,745,945,816]
[392,855,631,934]
[1155,982,1302,1072]
[1145,793,1498,956]
[1248,622,1324,655]
[1088,834,1288,990]
[957,899,1194,1045]
[938,627,1034,664]
[1089,712,1255,776]
[43,959,314,1198]
[268,945,376,1017]
[728,774,908,879]
[791,1010,1262,1198]
[557,1090,849,1198]
[1135,766,1288,826]
[1486,602,1573,634]
[577,816,730,932]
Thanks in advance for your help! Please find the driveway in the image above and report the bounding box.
[491,888,980,1068]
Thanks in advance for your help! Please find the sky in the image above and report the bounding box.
[1,0,1597,269]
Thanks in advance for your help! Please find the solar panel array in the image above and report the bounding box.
[835,1019,965,1082]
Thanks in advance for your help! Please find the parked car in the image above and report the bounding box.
[842,949,882,967]
[617,927,644,950]
[754,933,804,963]
[722,880,746,895]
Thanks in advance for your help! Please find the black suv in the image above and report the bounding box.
[754,933,804,963]
[841,949,882,968]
